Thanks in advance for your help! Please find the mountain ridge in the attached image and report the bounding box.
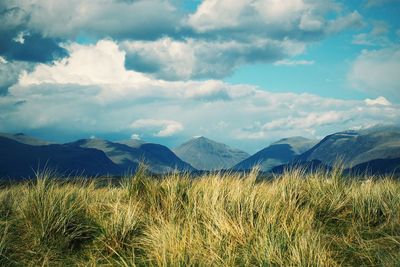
[233,136,318,171]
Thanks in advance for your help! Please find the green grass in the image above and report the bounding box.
[0,167,399,266]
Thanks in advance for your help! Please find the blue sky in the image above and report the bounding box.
[0,0,399,153]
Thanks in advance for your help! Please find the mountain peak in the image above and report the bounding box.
[192,135,210,141]
[174,137,249,170]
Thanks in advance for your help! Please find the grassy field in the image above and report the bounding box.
[0,166,399,266]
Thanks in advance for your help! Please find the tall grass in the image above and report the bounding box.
[0,167,399,266]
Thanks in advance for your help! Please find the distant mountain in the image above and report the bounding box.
[173,136,249,170]
[297,126,400,168]
[69,138,194,174]
[233,137,318,171]
[349,158,400,175]
[0,136,119,178]
[0,132,52,146]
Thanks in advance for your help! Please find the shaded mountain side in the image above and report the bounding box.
[0,132,52,146]
[233,137,317,172]
[70,138,194,174]
[270,160,331,174]
[297,126,400,168]
[0,137,120,178]
[117,139,147,148]
[173,136,249,170]
[350,158,400,175]
[270,158,400,176]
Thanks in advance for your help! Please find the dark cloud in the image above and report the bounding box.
[0,5,68,63]
[0,31,68,63]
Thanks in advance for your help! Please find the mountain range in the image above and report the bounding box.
[1,125,399,178]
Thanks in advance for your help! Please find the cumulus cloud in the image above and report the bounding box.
[2,40,399,152]
[130,119,183,137]
[349,46,400,101]
[0,0,367,82]
[116,0,364,80]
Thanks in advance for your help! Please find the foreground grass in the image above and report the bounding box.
[0,168,399,266]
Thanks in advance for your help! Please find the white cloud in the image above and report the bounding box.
[3,40,399,152]
[364,96,391,106]
[274,59,315,66]
[13,31,26,44]
[130,119,183,137]
[130,134,141,140]
[326,11,364,34]
[349,46,400,101]
[352,21,390,46]
[19,40,150,86]
[187,0,315,33]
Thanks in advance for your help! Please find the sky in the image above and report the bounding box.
[0,0,399,153]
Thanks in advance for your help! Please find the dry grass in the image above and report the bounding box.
[0,166,399,266]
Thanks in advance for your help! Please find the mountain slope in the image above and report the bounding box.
[70,138,194,173]
[0,136,120,178]
[173,136,249,170]
[297,126,400,168]
[233,137,317,171]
